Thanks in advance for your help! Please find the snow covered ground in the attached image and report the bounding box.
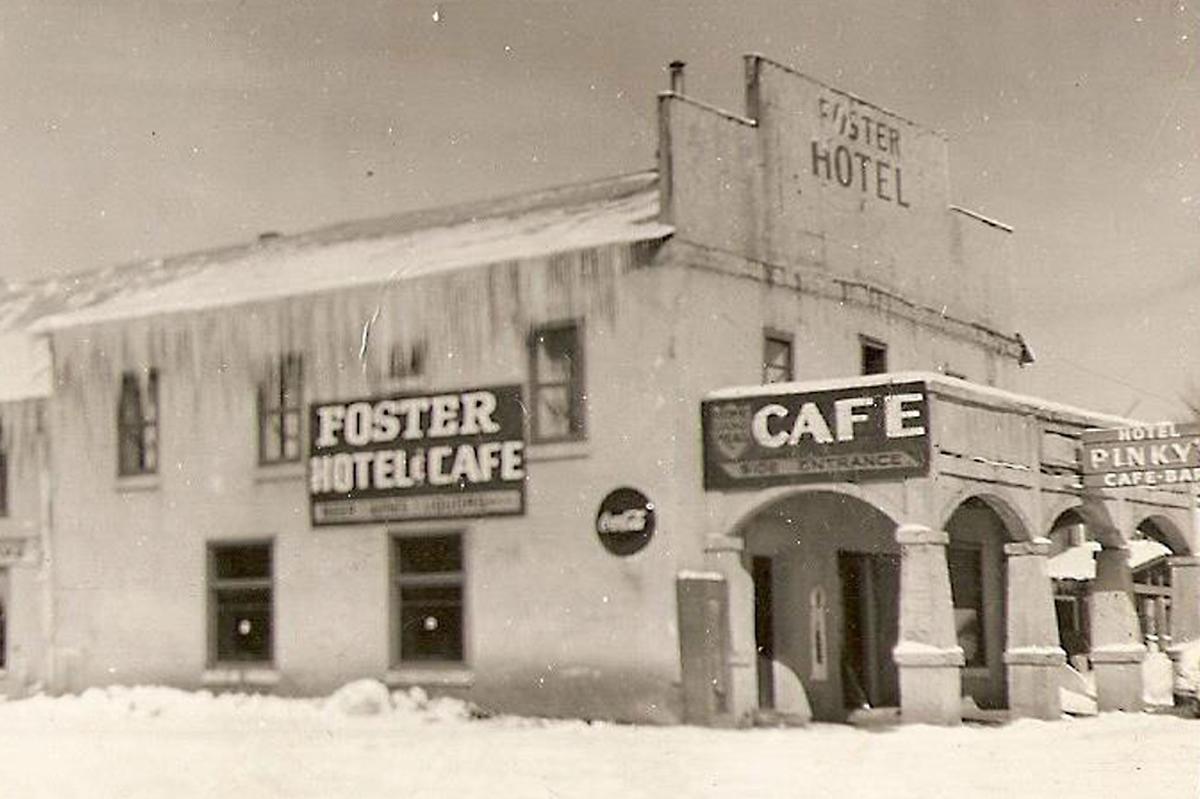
[0,682,1195,798]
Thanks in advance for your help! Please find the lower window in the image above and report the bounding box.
[394,534,464,664]
[209,542,273,665]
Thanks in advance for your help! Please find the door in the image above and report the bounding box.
[839,552,900,709]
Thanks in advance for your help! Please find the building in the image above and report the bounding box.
[0,55,1195,725]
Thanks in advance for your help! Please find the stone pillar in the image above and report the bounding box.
[1167,555,1200,667]
[703,534,756,723]
[1003,540,1065,720]
[893,524,964,725]
[1089,546,1146,712]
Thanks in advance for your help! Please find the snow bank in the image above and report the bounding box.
[0,681,478,727]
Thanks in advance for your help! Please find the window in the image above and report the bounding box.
[117,369,159,476]
[0,420,9,517]
[0,569,7,670]
[948,545,986,668]
[389,339,428,380]
[762,333,793,384]
[860,337,888,375]
[209,542,273,665]
[394,534,464,664]
[258,354,303,464]
[529,322,585,442]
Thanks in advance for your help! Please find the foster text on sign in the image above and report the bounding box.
[309,385,526,525]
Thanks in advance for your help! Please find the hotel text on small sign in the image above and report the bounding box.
[1080,421,1200,489]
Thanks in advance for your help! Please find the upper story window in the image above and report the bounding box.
[860,337,888,376]
[762,332,794,384]
[389,339,428,381]
[529,322,585,442]
[258,354,303,464]
[118,369,159,476]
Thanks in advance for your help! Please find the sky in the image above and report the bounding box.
[1,0,1197,419]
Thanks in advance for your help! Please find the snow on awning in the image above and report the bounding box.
[1047,538,1173,582]
[34,178,671,332]
[1129,538,1172,571]
[1048,541,1100,581]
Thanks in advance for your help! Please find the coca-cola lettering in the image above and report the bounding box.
[595,488,656,556]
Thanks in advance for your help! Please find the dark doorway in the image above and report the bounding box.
[839,552,900,709]
[752,556,775,709]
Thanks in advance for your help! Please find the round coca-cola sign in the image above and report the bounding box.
[595,487,655,556]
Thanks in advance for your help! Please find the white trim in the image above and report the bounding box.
[385,668,474,688]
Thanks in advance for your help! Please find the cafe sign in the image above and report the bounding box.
[702,380,931,491]
[1081,421,1200,489]
[309,385,526,525]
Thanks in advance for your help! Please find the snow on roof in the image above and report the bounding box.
[1048,541,1100,581]
[705,371,1142,430]
[1129,537,1173,570]
[35,171,669,332]
[0,172,667,400]
[1047,538,1173,581]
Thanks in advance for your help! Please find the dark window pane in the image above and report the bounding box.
[948,546,985,667]
[145,370,159,422]
[763,336,792,384]
[213,545,272,580]
[400,585,463,603]
[535,330,575,382]
[398,536,462,574]
[399,599,463,662]
[215,588,272,662]
[861,340,888,375]
[534,385,571,439]
[119,374,143,427]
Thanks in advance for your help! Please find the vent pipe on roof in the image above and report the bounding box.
[669,60,686,94]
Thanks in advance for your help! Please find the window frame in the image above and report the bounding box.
[117,368,160,477]
[528,320,586,444]
[391,532,467,667]
[257,353,304,465]
[859,336,888,376]
[762,329,794,384]
[0,419,9,517]
[207,539,275,667]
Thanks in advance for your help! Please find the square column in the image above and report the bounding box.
[1089,546,1146,712]
[1167,555,1200,667]
[1003,540,1065,720]
[893,524,964,725]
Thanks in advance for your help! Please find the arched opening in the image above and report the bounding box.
[1046,508,1097,668]
[736,490,898,722]
[1131,518,1178,650]
[944,497,1013,709]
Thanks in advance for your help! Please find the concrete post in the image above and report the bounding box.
[1166,555,1200,667]
[1089,546,1146,712]
[1003,539,1065,720]
[703,534,756,723]
[893,524,964,725]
